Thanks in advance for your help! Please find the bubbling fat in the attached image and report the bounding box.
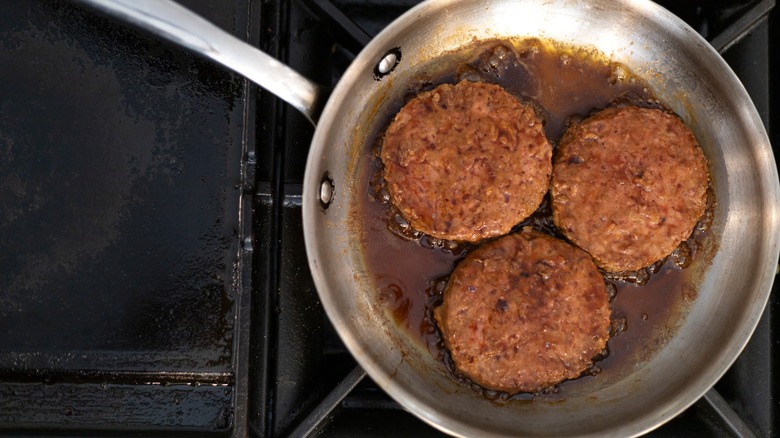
[354,38,713,398]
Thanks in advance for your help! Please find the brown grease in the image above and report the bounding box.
[354,39,712,398]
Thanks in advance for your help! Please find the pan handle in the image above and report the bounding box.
[75,0,328,125]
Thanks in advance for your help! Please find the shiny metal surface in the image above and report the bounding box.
[301,0,779,436]
[76,0,780,435]
[76,0,327,124]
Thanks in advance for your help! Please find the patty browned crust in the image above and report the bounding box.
[551,106,709,272]
[381,81,552,243]
[434,229,611,393]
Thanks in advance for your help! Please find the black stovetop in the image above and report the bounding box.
[0,0,777,436]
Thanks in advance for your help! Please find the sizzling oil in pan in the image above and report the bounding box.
[353,38,714,400]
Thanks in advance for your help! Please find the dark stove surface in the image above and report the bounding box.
[0,0,777,436]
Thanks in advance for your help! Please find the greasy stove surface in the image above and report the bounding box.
[0,0,249,433]
[0,0,777,436]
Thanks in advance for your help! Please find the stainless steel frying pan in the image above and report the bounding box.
[77,0,780,435]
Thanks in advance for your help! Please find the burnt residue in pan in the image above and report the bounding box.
[353,38,715,399]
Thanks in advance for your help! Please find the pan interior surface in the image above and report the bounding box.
[302,0,779,436]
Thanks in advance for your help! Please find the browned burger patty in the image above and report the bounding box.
[381,81,552,242]
[551,106,709,272]
[434,229,610,393]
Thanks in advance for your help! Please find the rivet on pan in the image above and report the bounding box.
[320,172,334,210]
[374,48,401,80]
